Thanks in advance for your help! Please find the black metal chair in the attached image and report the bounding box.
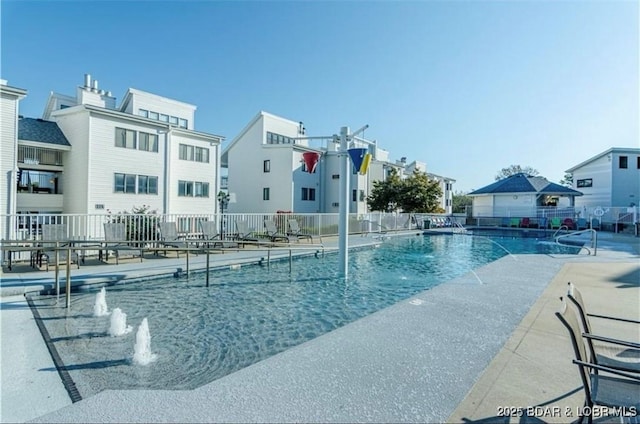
[555,298,640,424]
[566,282,640,374]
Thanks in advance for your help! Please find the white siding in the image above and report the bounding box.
[124,89,196,130]
[611,152,640,207]
[572,155,612,207]
[0,92,18,220]
[168,132,217,215]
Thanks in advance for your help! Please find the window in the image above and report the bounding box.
[309,188,316,201]
[114,173,136,193]
[302,187,310,201]
[332,174,340,179]
[137,175,158,194]
[115,128,136,149]
[138,132,159,152]
[637,156,640,169]
[264,160,271,173]
[179,144,194,161]
[194,182,209,197]
[138,109,149,118]
[266,131,295,145]
[352,189,357,202]
[159,114,169,123]
[263,187,270,201]
[179,144,209,162]
[577,178,593,188]
[149,111,159,120]
[179,118,188,128]
[619,156,628,169]
[178,180,194,197]
[169,116,178,125]
[195,147,209,163]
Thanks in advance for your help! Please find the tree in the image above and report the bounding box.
[495,165,539,181]
[559,172,573,187]
[367,169,443,213]
[367,168,403,212]
[452,191,472,214]
[400,170,442,213]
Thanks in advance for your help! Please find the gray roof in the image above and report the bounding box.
[469,173,582,196]
[18,117,71,146]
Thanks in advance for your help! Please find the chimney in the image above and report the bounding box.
[92,79,99,93]
[84,74,91,89]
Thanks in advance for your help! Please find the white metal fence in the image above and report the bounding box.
[0,212,418,265]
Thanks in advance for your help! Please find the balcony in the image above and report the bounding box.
[18,145,63,166]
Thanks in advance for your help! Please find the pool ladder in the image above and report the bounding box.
[554,228,597,256]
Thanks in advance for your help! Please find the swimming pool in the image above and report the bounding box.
[29,233,580,399]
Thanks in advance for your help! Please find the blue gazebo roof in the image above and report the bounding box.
[469,173,582,196]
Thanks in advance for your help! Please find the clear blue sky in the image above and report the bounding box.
[2,0,637,193]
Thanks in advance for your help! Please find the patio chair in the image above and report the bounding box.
[235,219,259,245]
[103,223,143,264]
[500,217,510,227]
[563,217,576,230]
[199,221,238,249]
[519,217,531,228]
[566,282,640,374]
[591,218,601,231]
[287,219,313,243]
[555,298,640,424]
[537,216,548,229]
[576,218,588,230]
[550,217,562,230]
[40,224,80,271]
[158,222,189,257]
[509,218,520,228]
[264,219,290,243]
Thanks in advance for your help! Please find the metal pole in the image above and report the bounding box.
[65,247,71,308]
[206,249,210,287]
[55,242,60,296]
[186,249,189,276]
[289,249,292,273]
[338,126,349,278]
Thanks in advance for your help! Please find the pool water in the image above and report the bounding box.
[30,233,580,399]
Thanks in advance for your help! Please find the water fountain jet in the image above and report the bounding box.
[93,287,110,317]
[108,308,132,337]
[133,318,157,365]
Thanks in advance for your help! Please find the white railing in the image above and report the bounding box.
[0,212,418,265]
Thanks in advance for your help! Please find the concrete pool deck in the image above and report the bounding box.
[1,231,638,423]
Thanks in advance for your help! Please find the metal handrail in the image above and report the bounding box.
[551,225,569,239]
[555,228,597,256]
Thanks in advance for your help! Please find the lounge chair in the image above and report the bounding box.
[235,220,259,245]
[287,219,313,243]
[40,224,80,271]
[591,218,601,231]
[562,217,576,230]
[519,217,530,228]
[103,223,143,264]
[566,282,640,373]
[500,217,510,227]
[550,217,562,230]
[555,298,640,424]
[264,219,290,243]
[576,218,588,230]
[199,221,238,249]
[509,218,520,228]
[158,222,189,257]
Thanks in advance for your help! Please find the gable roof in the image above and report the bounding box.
[18,117,71,147]
[469,173,582,196]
